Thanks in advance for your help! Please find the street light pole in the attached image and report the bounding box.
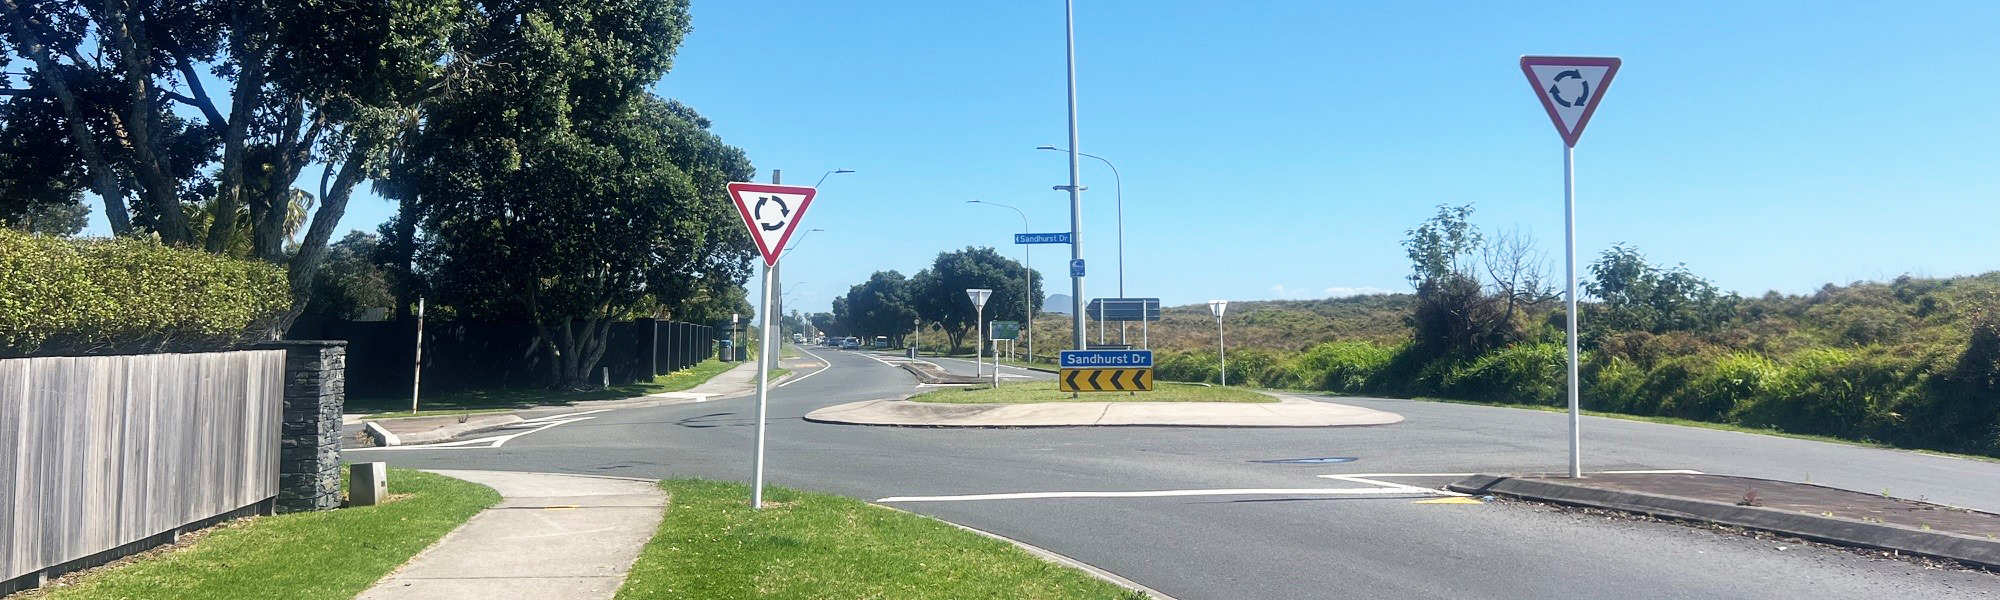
[968,200,1033,365]
[1038,146,1123,345]
[1060,0,1085,353]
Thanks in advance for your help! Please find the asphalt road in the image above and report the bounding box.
[352,345,2000,600]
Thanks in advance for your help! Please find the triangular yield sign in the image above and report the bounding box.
[727,182,819,267]
[1519,56,1621,147]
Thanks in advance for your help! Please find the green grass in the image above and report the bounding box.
[615,480,1141,600]
[909,380,1274,404]
[22,469,497,600]
[351,359,742,418]
[1394,395,2000,464]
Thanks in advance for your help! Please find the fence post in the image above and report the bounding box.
[256,340,347,513]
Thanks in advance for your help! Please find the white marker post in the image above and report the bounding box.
[967,288,992,380]
[1208,300,1228,386]
[726,180,820,509]
[1520,56,1621,479]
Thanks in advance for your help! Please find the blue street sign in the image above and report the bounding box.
[1014,232,1073,244]
[1061,349,1153,369]
[1070,259,1086,277]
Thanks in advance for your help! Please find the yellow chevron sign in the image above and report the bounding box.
[1060,368,1154,392]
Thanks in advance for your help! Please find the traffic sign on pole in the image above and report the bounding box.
[727,182,819,267]
[1519,56,1621,148]
[1519,55,1621,479]
[1069,259,1086,277]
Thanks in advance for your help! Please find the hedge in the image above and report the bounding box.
[0,230,291,357]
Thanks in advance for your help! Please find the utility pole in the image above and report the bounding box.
[1062,0,1086,353]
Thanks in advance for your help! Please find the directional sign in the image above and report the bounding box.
[1519,56,1621,147]
[1060,349,1152,369]
[1015,232,1072,244]
[726,182,818,266]
[991,320,1020,340]
[1060,368,1154,392]
[1070,259,1086,277]
[1087,298,1162,322]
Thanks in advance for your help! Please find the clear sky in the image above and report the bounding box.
[92,1,2000,315]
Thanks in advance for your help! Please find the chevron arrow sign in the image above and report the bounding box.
[1060,368,1155,392]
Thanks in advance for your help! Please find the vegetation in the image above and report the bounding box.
[909,380,1275,404]
[349,358,741,417]
[1142,205,2000,458]
[615,479,1139,600]
[818,247,1044,352]
[0,229,289,357]
[19,470,496,600]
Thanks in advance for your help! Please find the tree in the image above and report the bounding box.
[1481,226,1557,327]
[1402,204,1514,356]
[909,247,1042,351]
[808,312,842,338]
[402,1,747,388]
[0,0,465,333]
[300,230,393,321]
[841,271,918,344]
[1585,243,1737,335]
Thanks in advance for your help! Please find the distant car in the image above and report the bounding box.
[840,337,860,349]
[872,336,889,349]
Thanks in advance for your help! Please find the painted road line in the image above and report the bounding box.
[1601,469,1705,474]
[1413,497,1484,505]
[518,409,613,423]
[877,487,1451,503]
[1321,474,1471,497]
[777,345,835,388]
[349,416,596,451]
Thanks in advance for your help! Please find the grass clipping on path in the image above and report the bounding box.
[910,380,1275,404]
[617,480,1139,600]
[21,469,498,600]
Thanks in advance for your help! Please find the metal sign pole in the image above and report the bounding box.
[751,262,775,508]
[411,297,425,415]
[1564,144,1582,479]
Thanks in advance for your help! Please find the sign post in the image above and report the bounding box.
[1520,55,1621,479]
[727,180,819,509]
[966,288,992,378]
[1209,300,1228,386]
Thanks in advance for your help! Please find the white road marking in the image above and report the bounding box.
[876,487,1451,503]
[1320,474,1471,497]
[777,345,835,388]
[1601,469,1705,474]
[349,416,596,451]
[518,409,612,423]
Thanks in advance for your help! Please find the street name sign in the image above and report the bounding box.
[1060,349,1152,369]
[1087,298,1162,322]
[726,182,818,267]
[1519,56,1621,147]
[1060,368,1154,392]
[1015,232,1073,244]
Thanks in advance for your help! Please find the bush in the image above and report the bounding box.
[1291,341,1394,393]
[1582,356,1645,412]
[1734,348,1913,440]
[1667,353,1779,422]
[0,230,290,356]
[1154,350,1217,384]
[1442,342,1567,405]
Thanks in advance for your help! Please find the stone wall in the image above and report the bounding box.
[259,340,347,513]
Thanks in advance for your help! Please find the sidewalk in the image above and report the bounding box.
[360,361,766,445]
[357,470,667,600]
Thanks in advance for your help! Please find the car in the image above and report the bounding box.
[840,337,860,349]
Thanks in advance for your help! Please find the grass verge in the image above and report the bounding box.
[910,380,1273,404]
[20,469,497,600]
[615,479,1140,600]
[352,359,741,418]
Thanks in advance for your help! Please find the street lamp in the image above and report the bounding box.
[815,169,855,188]
[967,200,1034,364]
[1209,300,1228,386]
[1040,145,1124,344]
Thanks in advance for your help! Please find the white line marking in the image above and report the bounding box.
[876,487,1448,503]
[1321,475,1470,497]
[1601,469,1705,474]
[349,417,595,451]
[777,345,835,388]
[1317,472,1478,478]
[518,409,612,423]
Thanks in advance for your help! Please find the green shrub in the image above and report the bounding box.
[0,230,290,356]
[1582,356,1645,413]
[1668,353,1779,422]
[1154,350,1217,384]
[1292,341,1394,393]
[1442,343,1567,405]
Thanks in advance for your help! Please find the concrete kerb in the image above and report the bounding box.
[1449,474,2000,570]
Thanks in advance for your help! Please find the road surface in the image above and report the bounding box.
[351,345,2000,600]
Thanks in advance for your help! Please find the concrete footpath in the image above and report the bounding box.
[805,393,1405,427]
[357,470,666,600]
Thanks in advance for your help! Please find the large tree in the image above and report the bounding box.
[909,247,1042,351]
[841,270,918,344]
[400,0,752,388]
[0,0,463,331]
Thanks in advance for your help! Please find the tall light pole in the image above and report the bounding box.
[1059,0,1086,353]
[968,200,1033,364]
[774,167,848,341]
[815,168,855,188]
[1038,145,1123,345]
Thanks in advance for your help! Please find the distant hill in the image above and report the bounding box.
[1042,294,1072,314]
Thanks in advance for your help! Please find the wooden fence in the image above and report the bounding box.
[1,349,283,585]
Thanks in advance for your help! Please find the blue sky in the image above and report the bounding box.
[93,1,2000,315]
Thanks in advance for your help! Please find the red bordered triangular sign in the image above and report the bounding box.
[1520,56,1621,147]
[727,182,818,267]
